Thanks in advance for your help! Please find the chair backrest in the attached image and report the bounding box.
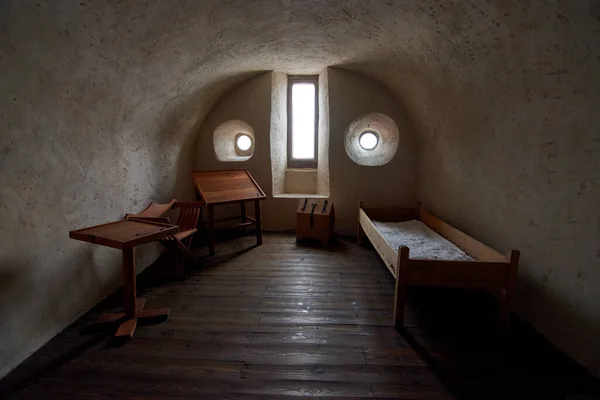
[174,203,202,231]
[127,199,176,219]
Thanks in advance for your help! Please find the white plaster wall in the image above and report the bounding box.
[317,70,331,196]
[284,170,318,194]
[270,72,288,197]
[409,1,600,377]
[328,68,418,234]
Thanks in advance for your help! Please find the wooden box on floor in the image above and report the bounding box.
[296,198,335,245]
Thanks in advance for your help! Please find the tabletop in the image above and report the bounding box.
[69,218,179,249]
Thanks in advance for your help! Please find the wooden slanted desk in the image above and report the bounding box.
[192,169,266,255]
[69,218,179,339]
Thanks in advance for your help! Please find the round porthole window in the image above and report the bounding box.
[344,113,399,166]
[213,120,255,162]
[235,133,252,152]
[359,131,379,150]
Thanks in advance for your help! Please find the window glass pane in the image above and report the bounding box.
[236,134,252,151]
[359,131,379,150]
[291,82,316,160]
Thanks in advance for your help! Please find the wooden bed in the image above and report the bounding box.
[358,201,519,330]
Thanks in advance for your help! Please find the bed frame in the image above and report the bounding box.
[358,201,519,330]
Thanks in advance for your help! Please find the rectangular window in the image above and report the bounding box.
[287,75,318,168]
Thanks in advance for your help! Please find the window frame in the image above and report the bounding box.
[287,75,319,169]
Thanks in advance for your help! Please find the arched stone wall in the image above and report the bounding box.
[0,0,598,379]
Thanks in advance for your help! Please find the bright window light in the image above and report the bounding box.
[359,131,379,150]
[236,134,252,151]
[291,82,316,159]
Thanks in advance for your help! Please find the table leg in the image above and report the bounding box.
[114,247,139,339]
[95,312,126,324]
[122,247,137,317]
[208,204,216,256]
[92,247,169,340]
[115,318,137,339]
[254,200,262,246]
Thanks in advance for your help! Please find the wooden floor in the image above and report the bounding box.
[1,234,597,399]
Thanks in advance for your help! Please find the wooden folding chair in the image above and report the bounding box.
[159,202,202,277]
[127,200,203,278]
[126,199,176,222]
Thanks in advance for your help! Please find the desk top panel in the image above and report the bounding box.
[192,169,266,205]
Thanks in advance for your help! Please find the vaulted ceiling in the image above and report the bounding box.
[4,0,578,152]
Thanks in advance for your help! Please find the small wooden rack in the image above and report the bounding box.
[69,218,179,339]
[192,169,266,255]
[296,198,335,245]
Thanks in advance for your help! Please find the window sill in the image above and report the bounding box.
[286,168,318,172]
[273,193,329,199]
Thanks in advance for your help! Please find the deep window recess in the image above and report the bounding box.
[344,113,399,166]
[359,131,379,150]
[214,120,255,162]
[287,75,318,168]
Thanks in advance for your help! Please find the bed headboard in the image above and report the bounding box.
[417,206,507,262]
[358,200,416,222]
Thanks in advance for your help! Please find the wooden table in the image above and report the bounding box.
[69,218,179,339]
[192,169,266,255]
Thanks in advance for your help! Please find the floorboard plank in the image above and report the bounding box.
[371,383,452,399]
[31,370,375,398]
[2,234,597,400]
[241,363,443,385]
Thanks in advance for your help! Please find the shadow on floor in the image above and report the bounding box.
[399,286,599,399]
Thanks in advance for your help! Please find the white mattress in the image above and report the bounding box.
[372,220,473,261]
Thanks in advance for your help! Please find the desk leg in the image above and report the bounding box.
[198,206,204,234]
[241,202,248,235]
[94,247,169,340]
[254,200,262,246]
[208,204,216,256]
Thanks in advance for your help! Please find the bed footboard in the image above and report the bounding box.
[393,246,520,329]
